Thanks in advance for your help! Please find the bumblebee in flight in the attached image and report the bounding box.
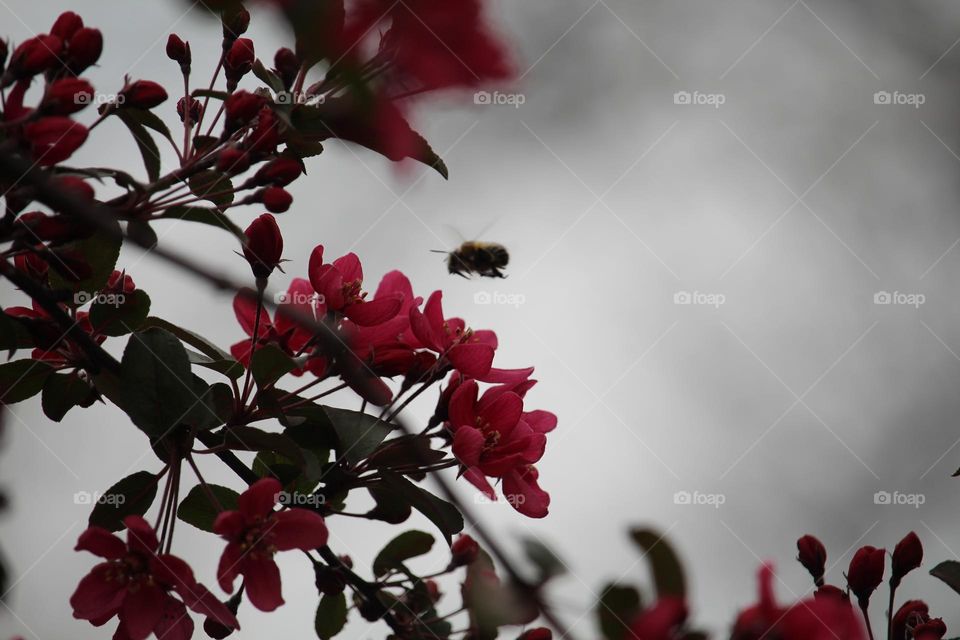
[433,241,510,279]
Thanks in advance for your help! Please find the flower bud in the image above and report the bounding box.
[847,545,885,605]
[217,147,250,174]
[224,38,255,84]
[242,213,283,278]
[0,40,8,72]
[261,186,292,213]
[274,47,299,89]
[24,117,88,165]
[517,628,552,640]
[891,531,923,587]
[51,12,84,42]
[222,6,250,41]
[224,90,264,131]
[166,34,191,70]
[120,80,168,109]
[41,78,94,115]
[424,579,441,603]
[56,176,95,201]
[255,156,302,186]
[177,97,203,124]
[65,28,102,73]
[106,270,135,294]
[449,534,479,568]
[796,535,827,586]
[9,35,62,78]
[247,107,280,154]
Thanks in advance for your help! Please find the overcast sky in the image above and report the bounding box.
[5,0,960,638]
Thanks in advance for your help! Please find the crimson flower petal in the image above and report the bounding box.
[502,467,549,519]
[242,557,285,612]
[70,562,126,621]
[123,516,158,554]
[237,477,281,518]
[448,379,479,430]
[332,252,363,283]
[524,410,557,434]
[452,426,486,467]
[449,343,494,377]
[75,527,126,559]
[272,509,329,551]
[217,542,244,594]
[213,510,246,539]
[153,596,194,640]
[344,294,402,326]
[119,583,165,640]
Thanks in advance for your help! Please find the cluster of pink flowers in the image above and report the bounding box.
[234,215,556,517]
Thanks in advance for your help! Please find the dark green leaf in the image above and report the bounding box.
[116,110,162,182]
[192,89,230,101]
[251,344,297,387]
[463,548,537,639]
[120,328,199,439]
[49,225,122,295]
[0,360,53,405]
[315,591,348,639]
[41,372,93,422]
[380,472,463,543]
[222,426,305,467]
[140,317,240,370]
[127,219,158,248]
[323,406,394,464]
[187,349,245,380]
[365,482,413,524]
[88,471,159,531]
[177,484,240,532]
[123,108,175,145]
[0,311,33,355]
[365,435,447,478]
[597,584,643,640]
[522,537,566,583]
[373,530,435,576]
[89,289,151,337]
[188,170,234,207]
[253,59,285,93]
[629,528,686,598]
[931,560,960,596]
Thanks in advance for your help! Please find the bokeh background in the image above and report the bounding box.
[4,0,960,637]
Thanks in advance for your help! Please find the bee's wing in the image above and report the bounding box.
[440,224,466,244]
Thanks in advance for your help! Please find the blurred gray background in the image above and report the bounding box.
[4,0,960,637]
